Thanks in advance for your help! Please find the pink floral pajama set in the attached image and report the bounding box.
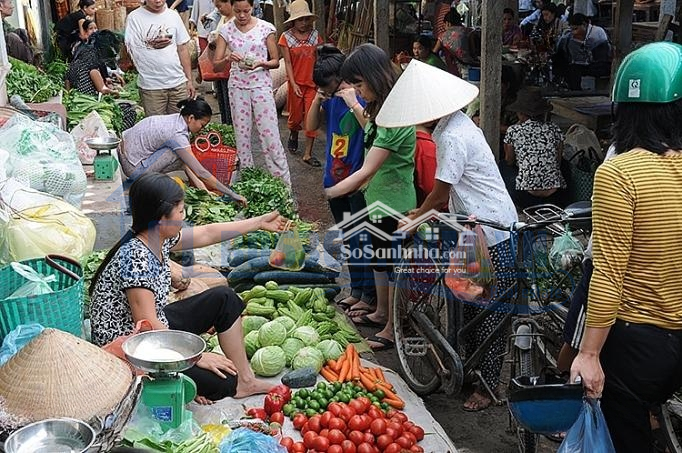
[219,19,291,185]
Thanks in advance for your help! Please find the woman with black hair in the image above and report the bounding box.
[324,43,417,351]
[532,3,568,52]
[306,44,377,316]
[433,9,472,76]
[412,35,447,71]
[119,98,246,204]
[55,0,96,60]
[90,172,285,402]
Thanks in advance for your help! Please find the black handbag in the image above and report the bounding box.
[564,147,602,203]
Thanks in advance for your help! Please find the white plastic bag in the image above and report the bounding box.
[7,262,56,299]
[71,110,109,165]
[0,179,96,265]
[0,114,87,207]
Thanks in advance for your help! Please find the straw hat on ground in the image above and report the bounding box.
[285,0,317,24]
[375,59,479,128]
[0,329,133,422]
[507,87,553,117]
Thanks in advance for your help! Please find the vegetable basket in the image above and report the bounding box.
[0,255,84,340]
[191,132,239,186]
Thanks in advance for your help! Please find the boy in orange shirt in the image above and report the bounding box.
[278,0,323,166]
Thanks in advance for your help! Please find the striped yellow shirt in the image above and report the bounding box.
[587,149,682,330]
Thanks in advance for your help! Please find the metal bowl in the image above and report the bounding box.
[84,137,121,151]
[4,418,96,453]
[121,330,205,373]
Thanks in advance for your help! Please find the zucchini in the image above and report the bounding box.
[228,248,272,268]
[227,256,273,283]
[253,270,332,285]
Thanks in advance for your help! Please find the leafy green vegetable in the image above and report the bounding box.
[257,320,287,347]
[63,90,124,133]
[193,123,236,148]
[244,330,261,359]
[250,345,286,376]
[80,249,109,315]
[118,72,141,103]
[316,339,344,361]
[242,315,269,336]
[281,337,305,367]
[7,57,61,103]
[44,59,68,86]
[184,187,238,225]
[232,167,297,220]
[291,346,325,373]
[291,326,320,346]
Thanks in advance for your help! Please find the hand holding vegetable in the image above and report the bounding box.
[233,194,248,209]
[259,212,288,233]
[196,351,237,378]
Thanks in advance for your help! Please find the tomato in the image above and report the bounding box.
[320,428,330,438]
[292,441,307,453]
[362,432,374,444]
[383,443,403,453]
[300,423,310,436]
[356,397,372,412]
[387,421,403,437]
[367,406,384,420]
[303,431,318,449]
[402,431,417,446]
[386,409,398,418]
[328,402,343,416]
[376,434,393,450]
[321,411,334,428]
[309,415,322,433]
[348,415,364,432]
[360,415,373,430]
[385,427,399,439]
[329,417,347,432]
[402,421,415,431]
[328,445,344,453]
[270,250,286,266]
[396,436,414,449]
[348,430,364,446]
[270,411,285,425]
[349,399,366,414]
[341,439,357,453]
[327,428,346,445]
[394,412,408,423]
[293,414,308,430]
[313,435,330,452]
[410,425,425,441]
[339,406,356,422]
[369,418,387,436]
[357,442,374,453]
[410,445,424,453]
[280,436,294,453]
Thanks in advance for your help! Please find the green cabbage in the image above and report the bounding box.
[281,337,305,367]
[250,345,286,377]
[274,315,296,333]
[291,346,325,373]
[244,330,261,359]
[292,326,320,346]
[316,339,344,361]
[242,316,269,336]
[258,320,288,347]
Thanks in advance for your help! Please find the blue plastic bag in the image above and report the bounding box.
[219,428,286,453]
[558,398,616,453]
[0,323,44,365]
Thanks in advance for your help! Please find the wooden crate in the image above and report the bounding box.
[96,8,115,31]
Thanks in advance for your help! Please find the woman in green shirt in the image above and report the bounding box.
[412,35,447,72]
[325,43,417,351]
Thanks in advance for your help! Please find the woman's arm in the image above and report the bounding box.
[306,91,325,132]
[336,88,368,128]
[255,33,280,70]
[325,146,391,199]
[504,143,516,165]
[174,147,246,204]
[280,44,301,97]
[126,287,169,330]
[89,69,116,94]
[172,212,286,251]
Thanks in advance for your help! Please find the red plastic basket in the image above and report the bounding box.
[191,132,239,185]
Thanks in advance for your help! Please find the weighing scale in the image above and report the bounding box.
[122,330,206,430]
[85,136,121,181]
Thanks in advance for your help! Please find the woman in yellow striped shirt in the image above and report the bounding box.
[570,42,682,452]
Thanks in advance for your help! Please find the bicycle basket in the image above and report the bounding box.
[508,371,583,434]
[0,255,84,340]
[190,132,239,186]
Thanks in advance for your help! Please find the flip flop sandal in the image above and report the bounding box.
[303,156,321,167]
[345,305,374,317]
[287,136,299,154]
[352,313,384,328]
[366,335,395,351]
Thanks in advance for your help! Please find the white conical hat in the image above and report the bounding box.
[376,59,479,127]
[0,329,133,422]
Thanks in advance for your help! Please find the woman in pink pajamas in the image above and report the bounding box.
[213,0,291,185]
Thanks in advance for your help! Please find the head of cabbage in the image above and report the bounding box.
[244,330,260,359]
[292,326,320,347]
[258,320,287,347]
[242,316,269,337]
[291,346,325,373]
[316,339,344,361]
[274,316,296,333]
[280,337,305,367]
[250,345,286,377]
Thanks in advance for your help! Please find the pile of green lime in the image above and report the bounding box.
[282,381,389,418]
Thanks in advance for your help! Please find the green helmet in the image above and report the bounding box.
[612,42,682,103]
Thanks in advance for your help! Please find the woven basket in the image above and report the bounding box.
[191,132,239,186]
[113,5,127,31]
[96,8,114,31]
[0,255,83,340]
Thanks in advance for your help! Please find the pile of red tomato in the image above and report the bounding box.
[279,397,425,453]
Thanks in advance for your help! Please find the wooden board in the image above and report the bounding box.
[549,96,611,131]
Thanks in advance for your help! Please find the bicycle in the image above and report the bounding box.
[391,202,592,453]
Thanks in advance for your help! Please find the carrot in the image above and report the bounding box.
[377,368,387,383]
[328,359,337,370]
[332,354,345,373]
[321,367,339,382]
[338,357,351,382]
[383,397,405,410]
[376,382,400,401]
[369,368,381,381]
[351,352,360,380]
[359,371,377,391]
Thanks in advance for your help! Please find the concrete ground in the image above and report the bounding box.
[82,82,558,453]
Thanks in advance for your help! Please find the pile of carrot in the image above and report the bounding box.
[320,344,405,410]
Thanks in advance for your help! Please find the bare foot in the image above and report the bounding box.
[194,395,214,405]
[337,295,360,309]
[233,377,273,399]
[463,390,492,412]
[346,302,375,318]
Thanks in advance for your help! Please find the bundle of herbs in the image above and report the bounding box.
[7,57,61,103]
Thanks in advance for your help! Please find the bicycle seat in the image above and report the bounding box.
[563,201,592,219]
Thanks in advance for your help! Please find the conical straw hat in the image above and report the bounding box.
[285,0,317,23]
[0,329,133,422]
[376,59,480,128]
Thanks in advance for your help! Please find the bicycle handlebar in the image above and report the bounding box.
[436,209,592,234]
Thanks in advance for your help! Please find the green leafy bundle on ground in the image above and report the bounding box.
[7,57,61,103]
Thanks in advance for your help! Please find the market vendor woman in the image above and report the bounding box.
[90,172,283,402]
[119,97,245,204]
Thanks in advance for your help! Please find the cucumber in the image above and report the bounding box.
[227,256,273,283]
[303,258,341,278]
[228,248,272,268]
[253,270,332,285]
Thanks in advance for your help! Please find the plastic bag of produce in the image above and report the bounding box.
[269,227,305,271]
[445,225,497,303]
[0,179,96,265]
[219,428,286,453]
[6,262,56,298]
[0,114,87,206]
[549,230,584,271]
[70,110,109,165]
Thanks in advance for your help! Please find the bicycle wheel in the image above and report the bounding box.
[393,253,454,396]
[657,398,682,453]
[512,323,540,453]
